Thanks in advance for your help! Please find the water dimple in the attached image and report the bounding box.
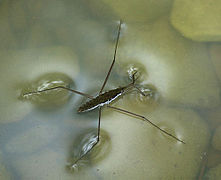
[136,84,159,103]
[19,72,74,109]
[119,61,148,84]
[67,129,111,172]
[122,83,159,114]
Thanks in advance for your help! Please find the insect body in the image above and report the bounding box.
[78,74,137,113]
[78,87,125,112]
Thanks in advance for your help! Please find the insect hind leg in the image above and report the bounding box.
[107,105,185,144]
[22,86,93,99]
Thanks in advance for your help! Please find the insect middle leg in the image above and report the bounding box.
[71,107,102,166]
[71,20,123,165]
[99,20,122,94]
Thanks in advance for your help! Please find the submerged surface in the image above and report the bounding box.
[0,0,221,179]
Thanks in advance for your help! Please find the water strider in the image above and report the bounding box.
[23,20,185,167]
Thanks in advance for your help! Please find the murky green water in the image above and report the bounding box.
[0,0,221,179]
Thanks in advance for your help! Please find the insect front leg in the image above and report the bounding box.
[133,86,147,96]
[128,71,149,97]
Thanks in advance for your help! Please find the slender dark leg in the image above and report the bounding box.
[107,105,185,144]
[23,86,93,99]
[73,20,122,166]
[72,107,102,166]
[97,107,102,141]
[99,20,123,94]
[131,71,147,96]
